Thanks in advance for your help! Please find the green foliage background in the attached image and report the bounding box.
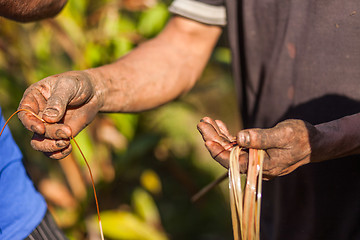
[0,0,240,239]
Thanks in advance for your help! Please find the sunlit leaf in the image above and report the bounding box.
[213,47,232,64]
[132,187,161,226]
[107,113,138,140]
[112,37,134,58]
[138,3,169,37]
[140,169,162,195]
[84,42,103,67]
[62,0,87,26]
[118,16,137,34]
[99,210,167,240]
[72,128,95,167]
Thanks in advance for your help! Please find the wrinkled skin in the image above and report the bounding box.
[17,17,222,160]
[18,71,103,159]
[197,116,318,180]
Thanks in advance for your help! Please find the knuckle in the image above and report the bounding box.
[55,140,68,148]
[267,168,279,177]
[283,126,295,136]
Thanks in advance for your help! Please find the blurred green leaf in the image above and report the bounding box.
[100,210,168,240]
[132,187,161,226]
[72,128,95,167]
[145,102,198,159]
[63,0,87,26]
[138,3,169,38]
[112,37,134,58]
[140,169,162,195]
[84,42,103,67]
[118,16,137,34]
[107,113,138,140]
[213,47,232,64]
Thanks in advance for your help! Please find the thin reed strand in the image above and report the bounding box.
[229,146,264,240]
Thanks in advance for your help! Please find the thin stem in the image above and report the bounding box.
[71,137,104,240]
[0,109,45,136]
[191,141,238,203]
[191,172,228,203]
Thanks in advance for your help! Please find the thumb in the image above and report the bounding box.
[236,127,285,149]
[42,77,78,123]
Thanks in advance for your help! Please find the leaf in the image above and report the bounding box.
[107,113,138,140]
[140,169,162,195]
[72,128,94,167]
[132,187,161,226]
[213,47,232,64]
[138,3,169,37]
[99,210,168,240]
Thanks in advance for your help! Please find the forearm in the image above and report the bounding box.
[85,16,222,113]
[311,113,360,162]
[0,0,67,22]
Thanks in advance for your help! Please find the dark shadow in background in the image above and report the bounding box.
[261,94,360,240]
[280,94,360,125]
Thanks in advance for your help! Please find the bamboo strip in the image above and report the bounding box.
[229,147,264,240]
[255,150,264,239]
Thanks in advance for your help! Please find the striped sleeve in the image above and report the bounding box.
[168,0,227,26]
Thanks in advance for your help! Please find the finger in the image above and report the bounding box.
[18,88,47,135]
[205,141,230,168]
[31,134,71,153]
[215,119,234,140]
[200,117,222,134]
[44,144,73,160]
[43,123,72,140]
[42,77,79,123]
[236,127,290,149]
[60,101,99,138]
[197,121,232,147]
[18,110,45,135]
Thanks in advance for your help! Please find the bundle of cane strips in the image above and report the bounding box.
[229,146,264,240]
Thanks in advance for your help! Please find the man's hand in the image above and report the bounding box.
[18,71,104,159]
[197,117,318,180]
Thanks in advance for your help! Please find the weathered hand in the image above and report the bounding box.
[18,71,104,159]
[197,117,245,169]
[237,119,318,179]
[198,117,318,180]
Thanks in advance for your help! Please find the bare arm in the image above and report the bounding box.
[18,16,222,159]
[0,0,67,22]
[87,16,222,112]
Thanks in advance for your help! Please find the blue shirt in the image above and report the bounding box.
[0,107,47,240]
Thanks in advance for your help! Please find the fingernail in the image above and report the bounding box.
[56,129,68,139]
[56,140,67,148]
[43,108,59,117]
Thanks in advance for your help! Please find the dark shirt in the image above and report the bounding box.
[170,0,360,239]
